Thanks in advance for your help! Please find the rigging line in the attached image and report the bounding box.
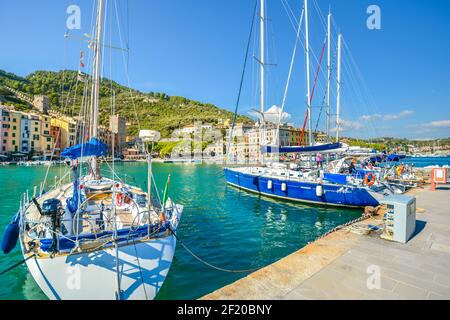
[339,38,380,138]
[0,254,36,276]
[275,7,305,145]
[312,0,328,36]
[168,226,262,274]
[313,81,328,133]
[132,238,148,300]
[298,34,327,146]
[268,9,280,106]
[113,0,141,133]
[100,0,109,80]
[226,0,258,160]
[342,37,382,119]
[281,1,328,82]
[281,0,299,28]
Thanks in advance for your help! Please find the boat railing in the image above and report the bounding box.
[21,179,173,254]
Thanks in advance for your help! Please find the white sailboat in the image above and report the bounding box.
[1,0,182,300]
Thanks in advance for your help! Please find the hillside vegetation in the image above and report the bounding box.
[0,69,252,137]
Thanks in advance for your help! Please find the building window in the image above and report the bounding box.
[12,140,15,145]
[12,133,15,138]
[47,145,51,150]
[13,126,16,130]
[13,118,16,123]
[35,127,38,132]
[47,137,51,142]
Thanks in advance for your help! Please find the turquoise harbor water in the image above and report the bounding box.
[0,157,448,300]
[402,156,450,168]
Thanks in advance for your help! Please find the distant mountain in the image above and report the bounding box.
[0,69,252,137]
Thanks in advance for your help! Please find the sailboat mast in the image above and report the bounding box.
[326,12,331,141]
[260,0,265,115]
[336,33,342,142]
[90,0,104,139]
[304,0,312,146]
[259,0,266,163]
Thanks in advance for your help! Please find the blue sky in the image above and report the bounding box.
[0,0,449,139]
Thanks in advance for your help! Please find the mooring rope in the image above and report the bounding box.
[168,208,376,274]
[168,227,262,274]
[0,254,36,276]
[308,211,374,244]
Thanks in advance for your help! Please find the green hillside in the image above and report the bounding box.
[0,69,252,137]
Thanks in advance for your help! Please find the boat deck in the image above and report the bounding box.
[22,179,159,255]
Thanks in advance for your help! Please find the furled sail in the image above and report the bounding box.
[61,137,107,160]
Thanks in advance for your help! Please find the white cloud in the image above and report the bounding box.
[410,120,450,129]
[249,105,292,124]
[330,119,363,132]
[360,110,414,121]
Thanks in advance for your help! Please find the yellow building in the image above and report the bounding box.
[39,114,53,155]
[51,115,78,150]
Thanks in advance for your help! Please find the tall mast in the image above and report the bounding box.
[260,0,265,115]
[304,0,312,146]
[90,0,104,139]
[259,0,266,163]
[89,0,104,179]
[336,33,342,142]
[326,11,331,141]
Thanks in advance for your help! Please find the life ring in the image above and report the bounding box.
[116,193,123,206]
[364,173,376,187]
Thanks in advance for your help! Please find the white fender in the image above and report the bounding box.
[316,184,324,197]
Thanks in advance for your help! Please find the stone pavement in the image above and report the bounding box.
[202,187,450,300]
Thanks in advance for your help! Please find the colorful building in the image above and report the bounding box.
[0,107,10,154]
[109,115,126,155]
[8,110,22,154]
[39,114,53,157]
[51,115,78,151]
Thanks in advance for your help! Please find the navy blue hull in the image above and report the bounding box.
[224,168,380,208]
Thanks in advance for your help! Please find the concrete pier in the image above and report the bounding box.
[202,186,450,300]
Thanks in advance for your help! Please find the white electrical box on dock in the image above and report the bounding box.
[380,195,416,244]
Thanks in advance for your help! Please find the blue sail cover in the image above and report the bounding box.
[66,165,81,214]
[386,154,407,162]
[261,143,342,154]
[61,137,107,160]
